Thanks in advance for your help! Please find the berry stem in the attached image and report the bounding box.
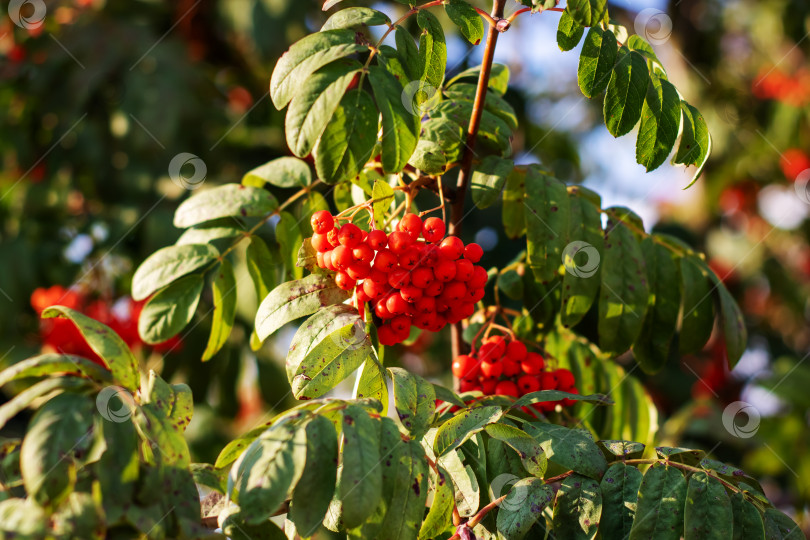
[449,0,507,364]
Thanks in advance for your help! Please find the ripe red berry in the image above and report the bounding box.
[411,267,434,289]
[555,369,575,389]
[386,293,409,315]
[455,259,474,281]
[439,236,464,260]
[310,210,334,234]
[434,258,457,282]
[363,279,387,299]
[355,285,371,304]
[521,352,545,375]
[495,380,519,398]
[368,268,388,284]
[469,266,488,289]
[367,229,388,250]
[400,285,423,303]
[390,315,411,334]
[331,245,354,270]
[459,378,479,393]
[375,299,394,319]
[517,375,541,395]
[412,312,435,329]
[323,250,336,271]
[316,251,325,268]
[506,341,528,362]
[540,372,559,390]
[452,355,480,379]
[387,231,413,254]
[327,229,340,247]
[480,359,503,378]
[377,324,396,345]
[478,342,501,363]
[388,269,411,289]
[398,247,421,270]
[424,280,444,297]
[480,376,497,394]
[422,217,446,243]
[484,335,507,357]
[414,296,436,313]
[421,244,440,266]
[338,223,362,248]
[335,272,355,291]
[427,314,446,332]
[312,233,332,253]
[353,243,374,263]
[347,261,371,280]
[464,243,483,263]
[374,249,398,272]
[399,213,423,239]
[502,359,521,377]
[442,281,466,302]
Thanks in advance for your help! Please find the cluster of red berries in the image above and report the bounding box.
[752,68,810,107]
[451,334,578,411]
[309,210,487,345]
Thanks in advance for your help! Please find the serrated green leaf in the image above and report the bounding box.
[94,417,139,523]
[202,259,237,361]
[21,393,93,508]
[0,353,111,389]
[578,27,618,98]
[673,101,711,187]
[484,423,547,477]
[174,184,278,228]
[176,223,243,246]
[561,186,603,328]
[434,406,503,456]
[255,274,350,341]
[446,63,510,95]
[395,27,420,82]
[276,211,303,280]
[629,463,687,540]
[437,448,479,518]
[371,178,396,230]
[286,60,361,158]
[222,510,287,539]
[636,75,681,171]
[191,463,228,494]
[52,489,103,540]
[353,357,388,416]
[566,0,608,27]
[132,243,218,302]
[380,440,429,538]
[632,238,680,373]
[242,156,312,188]
[600,463,642,538]
[503,167,527,239]
[289,415,338,537]
[321,7,390,31]
[684,471,733,539]
[471,156,513,209]
[655,446,705,466]
[0,377,89,432]
[339,405,382,528]
[763,508,803,539]
[445,0,484,44]
[598,208,650,355]
[525,167,570,284]
[270,29,367,109]
[442,83,518,130]
[390,367,436,440]
[553,473,602,540]
[369,65,420,174]
[598,440,646,460]
[138,274,203,345]
[496,478,554,539]
[558,8,585,51]
[417,10,447,95]
[431,99,512,155]
[315,90,379,184]
[709,271,747,368]
[525,423,607,479]
[627,35,664,72]
[604,48,649,137]
[246,236,278,308]
[418,466,454,539]
[679,256,714,355]
[731,493,765,540]
[286,305,360,380]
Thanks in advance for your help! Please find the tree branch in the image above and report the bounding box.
[449,0,508,365]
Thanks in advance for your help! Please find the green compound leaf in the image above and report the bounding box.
[202,259,237,361]
[368,65,420,174]
[684,471,733,540]
[138,274,203,345]
[604,48,649,137]
[578,26,618,99]
[552,473,603,540]
[445,0,484,45]
[600,463,643,538]
[389,367,436,441]
[558,8,585,51]
[628,463,687,540]
[636,74,681,172]
[173,184,278,228]
[132,243,217,302]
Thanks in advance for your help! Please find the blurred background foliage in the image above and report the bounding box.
[1,0,810,528]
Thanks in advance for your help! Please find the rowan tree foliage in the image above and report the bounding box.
[0,0,804,539]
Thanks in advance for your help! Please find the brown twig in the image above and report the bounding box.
[449,0,508,363]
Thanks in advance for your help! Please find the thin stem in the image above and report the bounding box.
[474,6,499,27]
[449,0,508,362]
[506,6,564,24]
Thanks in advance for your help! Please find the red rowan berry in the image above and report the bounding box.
[398,247,421,269]
[399,213,423,239]
[434,258,457,282]
[387,231,413,254]
[469,266,488,289]
[367,229,388,250]
[412,312,435,329]
[452,355,479,379]
[312,233,332,253]
[422,217,446,243]
[426,314,446,332]
[356,286,371,304]
[414,296,436,313]
[390,315,411,334]
[455,259,474,281]
[421,244,440,266]
[480,377,497,394]
[386,293,409,315]
[363,279,385,299]
[374,249,398,272]
[502,359,521,378]
[375,299,394,319]
[388,269,410,289]
[310,210,333,234]
[464,243,483,263]
[506,340,528,362]
[517,375,541,395]
[327,229,340,247]
[377,324,396,345]
[411,267,434,289]
[439,236,464,260]
[540,372,559,390]
[368,268,388,284]
[335,272,355,291]
[424,280,444,297]
[555,369,575,389]
[478,342,501,363]
[469,288,486,302]
[353,243,374,263]
[521,352,545,375]
[347,261,371,280]
[495,380,519,398]
[459,378,478,393]
[480,359,503,378]
[400,285,423,303]
[323,250,336,271]
[442,281,467,302]
[338,223,362,248]
[316,251,325,268]
[484,335,507,357]
[332,245,354,271]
